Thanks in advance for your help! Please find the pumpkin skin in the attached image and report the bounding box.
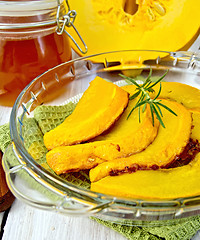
[91,110,200,200]
[43,76,129,150]
[90,99,192,182]
[68,0,200,60]
[46,97,159,175]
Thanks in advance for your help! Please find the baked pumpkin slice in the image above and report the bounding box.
[90,99,192,182]
[91,110,200,199]
[46,97,159,175]
[150,82,200,110]
[43,76,129,150]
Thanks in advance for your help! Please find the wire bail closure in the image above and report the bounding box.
[56,0,88,54]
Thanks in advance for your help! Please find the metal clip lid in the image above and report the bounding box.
[56,0,88,54]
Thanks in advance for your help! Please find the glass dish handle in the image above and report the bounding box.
[2,143,112,215]
[172,51,200,63]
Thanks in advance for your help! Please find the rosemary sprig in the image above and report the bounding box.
[119,69,177,128]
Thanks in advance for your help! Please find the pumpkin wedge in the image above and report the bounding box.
[151,82,200,110]
[90,99,192,182]
[46,98,159,175]
[122,82,200,110]
[91,110,200,199]
[43,77,129,150]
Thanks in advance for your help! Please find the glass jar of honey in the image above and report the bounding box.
[0,0,87,106]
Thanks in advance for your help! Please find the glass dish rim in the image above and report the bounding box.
[8,49,200,210]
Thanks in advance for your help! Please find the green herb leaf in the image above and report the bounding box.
[129,90,141,100]
[149,103,155,126]
[154,102,163,117]
[119,74,141,88]
[156,101,177,116]
[152,103,165,128]
[153,82,162,100]
[120,69,176,127]
[142,68,152,87]
[147,70,168,89]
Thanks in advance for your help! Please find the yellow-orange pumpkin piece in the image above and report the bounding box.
[46,97,159,175]
[151,82,200,110]
[90,99,192,182]
[91,110,200,200]
[43,76,129,150]
[91,153,200,199]
[122,82,200,111]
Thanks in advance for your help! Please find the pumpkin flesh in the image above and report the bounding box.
[91,110,200,199]
[90,99,192,182]
[46,97,159,175]
[68,0,200,61]
[151,82,200,110]
[43,76,129,150]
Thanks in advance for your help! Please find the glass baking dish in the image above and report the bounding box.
[2,50,200,226]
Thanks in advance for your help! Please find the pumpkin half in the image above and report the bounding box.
[91,110,200,199]
[43,76,129,150]
[90,99,192,182]
[68,0,200,61]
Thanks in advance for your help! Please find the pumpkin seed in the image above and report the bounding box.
[153,2,166,16]
[147,7,155,21]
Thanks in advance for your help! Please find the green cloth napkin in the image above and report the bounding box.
[1,102,200,240]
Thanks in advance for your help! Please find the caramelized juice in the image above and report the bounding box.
[0,31,72,106]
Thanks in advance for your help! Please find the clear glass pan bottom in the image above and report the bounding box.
[3,50,200,226]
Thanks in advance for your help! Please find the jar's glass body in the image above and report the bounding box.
[0,0,72,105]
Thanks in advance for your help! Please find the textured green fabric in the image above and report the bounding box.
[0,123,11,153]
[92,216,200,240]
[22,118,48,164]
[144,216,200,240]
[92,217,161,240]
[1,103,200,240]
[34,102,76,134]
